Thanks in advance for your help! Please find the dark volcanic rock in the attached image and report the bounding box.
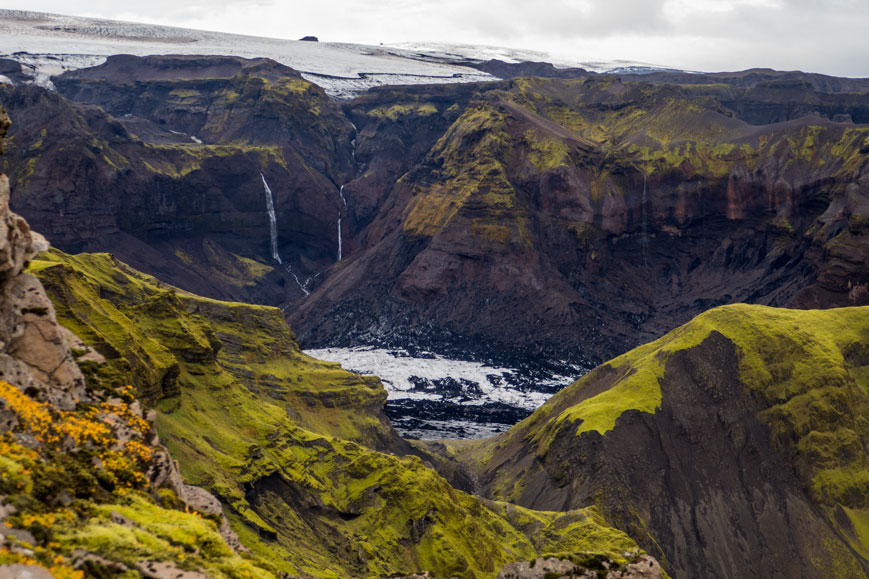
[463,58,588,80]
[292,77,869,368]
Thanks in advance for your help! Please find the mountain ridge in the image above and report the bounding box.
[2,53,868,380]
[429,303,869,577]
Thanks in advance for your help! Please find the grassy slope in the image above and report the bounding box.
[30,249,656,578]
[0,380,274,579]
[457,303,869,572]
[511,305,868,504]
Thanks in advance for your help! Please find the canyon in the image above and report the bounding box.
[0,10,867,578]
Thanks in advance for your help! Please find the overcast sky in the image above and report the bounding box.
[7,0,869,76]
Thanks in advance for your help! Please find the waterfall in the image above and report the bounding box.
[337,214,343,261]
[285,265,310,296]
[261,173,282,264]
[350,123,358,165]
[337,186,347,261]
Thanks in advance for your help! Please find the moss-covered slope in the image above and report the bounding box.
[451,304,869,578]
[30,249,658,578]
[0,381,274,579]
[30,249,401,449]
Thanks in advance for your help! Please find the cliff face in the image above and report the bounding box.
[446,305,869,578]
[0,107,276,579]
[3,55,869,369]
[1,55,355,306]
[292,76,869,367]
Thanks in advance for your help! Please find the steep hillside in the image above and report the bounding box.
[441,304,869,578]
[30,248,662,578]
[1,56,355,305]
[3,54,869,374]
[30,249,402,452]
[0,107,275,579]
[293,76,869,367]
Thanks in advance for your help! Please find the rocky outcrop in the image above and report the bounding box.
[0,108,85,409]
[498,554,663,579]
[463,59,588,80]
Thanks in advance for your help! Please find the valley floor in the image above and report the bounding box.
[305,346,583,438]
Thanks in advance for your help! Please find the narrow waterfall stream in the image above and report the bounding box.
[337,214,343,261]
[286,264,311,296]
[260,173,282,264]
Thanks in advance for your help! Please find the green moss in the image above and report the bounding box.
[168,88,201,99]
[524,130,572,172]
[368,103,439,121]
[174,240,274,293]
[545,305,869,446]
[843,507,869,559]
[401,100,523,241]
[0,380,274,579]
[30,249,660,578]
[487,503,638,563]
[58,495,272,579]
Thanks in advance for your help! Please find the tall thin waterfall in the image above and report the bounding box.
[337,214,343,261]
[261,173,282,264]
[339,185,347,206]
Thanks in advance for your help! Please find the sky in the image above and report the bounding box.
[6,0,869,76]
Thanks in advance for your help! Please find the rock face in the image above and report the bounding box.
[3,55,869,371]
[0,107,273,578]
[0,108,85,409]
[452,305,869,578]
[2,55,355,306]
[291,76,869,369]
